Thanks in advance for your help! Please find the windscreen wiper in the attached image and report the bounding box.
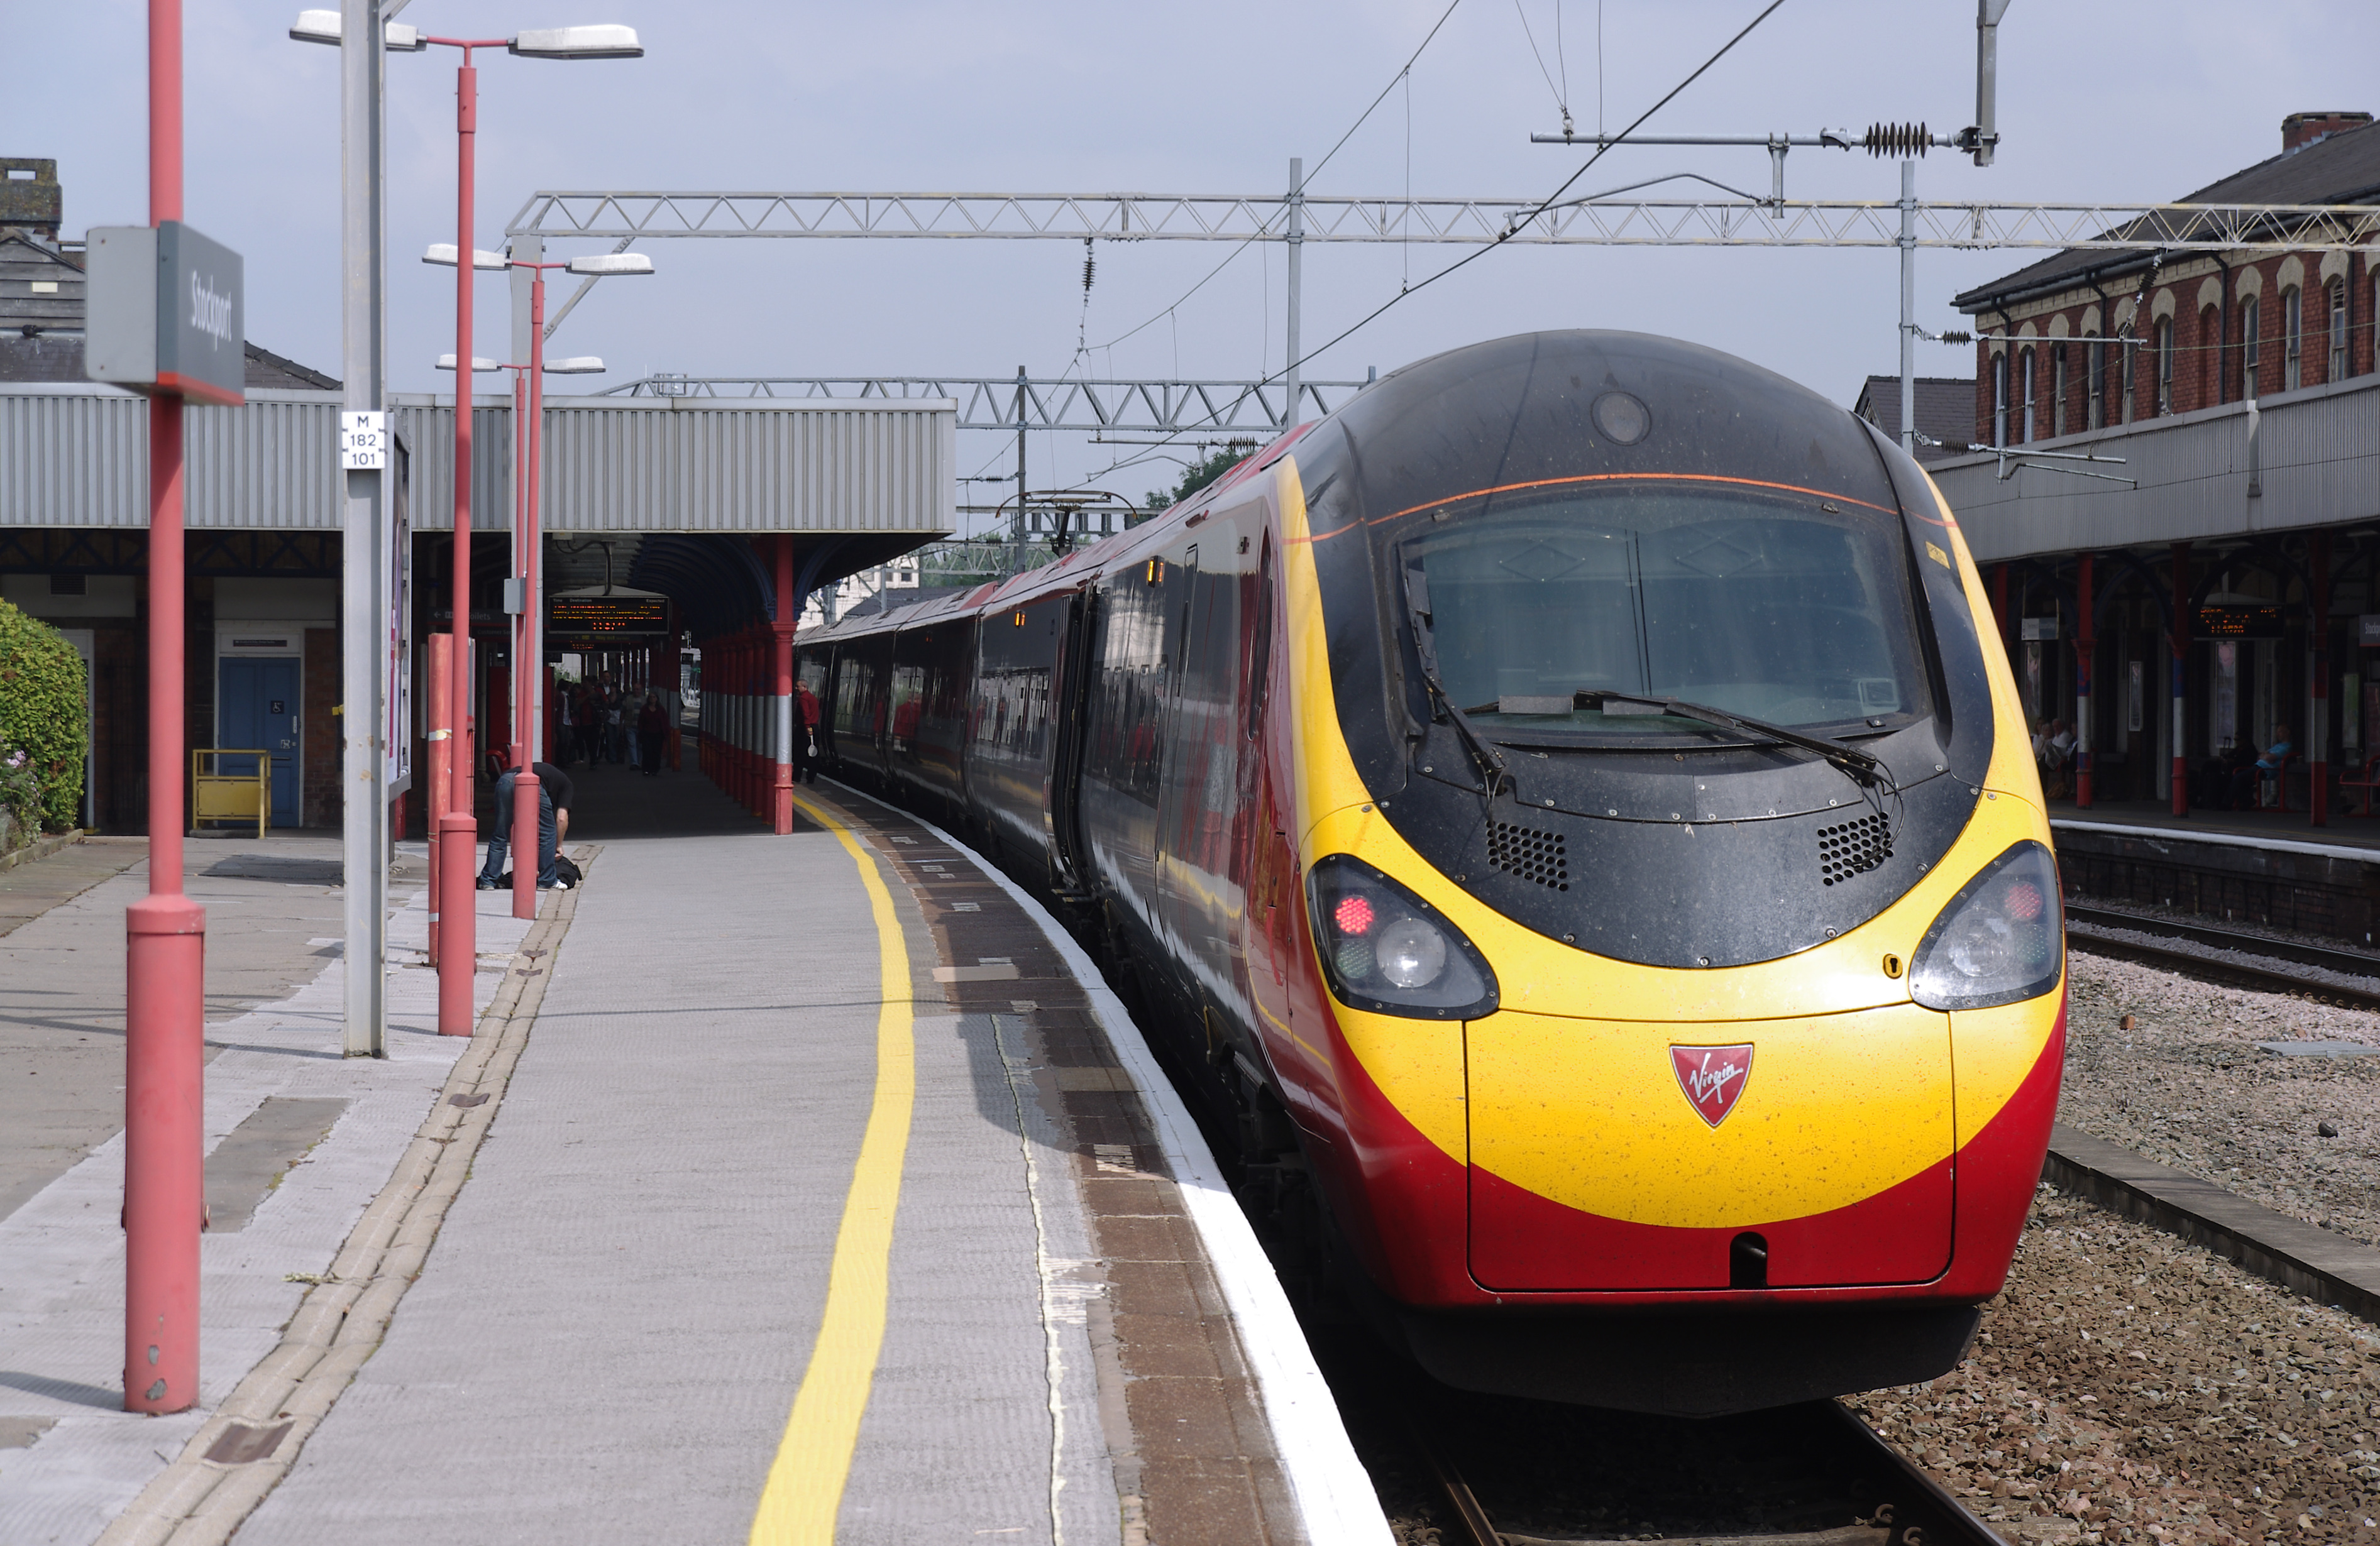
[1589,693,1884,784]
[1404,565,1509,798]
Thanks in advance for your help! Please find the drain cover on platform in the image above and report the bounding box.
[2256,1040,2380,1058]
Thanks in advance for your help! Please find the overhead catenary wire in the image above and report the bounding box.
[1090,0,1467,356]
[1172,0,1792,449]
[1514,0,1572,136]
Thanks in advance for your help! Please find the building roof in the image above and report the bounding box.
[0,229,338,390]
[1850,376,1973,463]
[1954,117,2380,314]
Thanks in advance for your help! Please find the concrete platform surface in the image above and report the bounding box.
[2,764,1381,1545]
[0,868,533,1546]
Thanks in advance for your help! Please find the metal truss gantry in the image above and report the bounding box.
[510,190,2380,253]
[598,373,1370,435]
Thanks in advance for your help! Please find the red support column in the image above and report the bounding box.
[2171,542,2191,816]
[2075,552,2096,808]
[2312,531,2332,827]
[124,0,209,1418]
[424,633,451,964]
[773,536,796,834]
[438,53,480,1039]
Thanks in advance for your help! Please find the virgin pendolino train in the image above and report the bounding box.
[794,331,2064,1416]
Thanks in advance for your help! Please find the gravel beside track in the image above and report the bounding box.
[1849,1188,2380,1545]
[2061,951,2380,1249]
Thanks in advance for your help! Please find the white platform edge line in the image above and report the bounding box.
[2049,818,2380,864]
[819,779,1392,1546]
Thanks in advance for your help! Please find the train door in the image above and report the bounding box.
[1078,559,1167,949]
[1047,588,1098,897]
[1152,543,1204,969]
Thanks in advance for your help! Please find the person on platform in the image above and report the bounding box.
[573,689,600,769]
[637,693,668,777]
[2227,725,2294,811]
[796,679,822,784]
[477,760,573,890]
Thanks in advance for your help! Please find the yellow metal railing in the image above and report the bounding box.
[192,749,272,837]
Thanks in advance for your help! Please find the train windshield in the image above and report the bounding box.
[1407,483,1930,736]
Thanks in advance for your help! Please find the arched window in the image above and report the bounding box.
[2242,299,2261,401]
[2086,334,2104,429]
[2020,346,2036,441]
[2283,286,2303,391]
[2155,317,2174,414]
[2201,309,2221,409]
[2051,346,2068,437]
[1992,353,2008,447]
[2330,279,2349,382]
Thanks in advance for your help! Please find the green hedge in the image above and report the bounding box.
[0,600,87,833]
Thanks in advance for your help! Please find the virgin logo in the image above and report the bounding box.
[1670,1044,1753,1127]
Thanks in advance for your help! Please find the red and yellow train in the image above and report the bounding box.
[798,331,2064,1415]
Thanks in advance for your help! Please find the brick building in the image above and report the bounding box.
[1929,114,2380,827]
[1956,112,2379,446]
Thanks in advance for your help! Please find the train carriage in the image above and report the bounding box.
[796,331,2064,1416]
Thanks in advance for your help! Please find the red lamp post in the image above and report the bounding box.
[416,25,642,1031]
[124,0,206,1419]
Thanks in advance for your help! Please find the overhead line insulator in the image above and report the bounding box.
[1864,122,1931,158]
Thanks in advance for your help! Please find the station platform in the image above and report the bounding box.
[2044,798,2380,945]
[0,762,1380,1546]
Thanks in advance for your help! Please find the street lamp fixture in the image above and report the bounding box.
[544,357,606,373]
[565,253,654,276]
[509,26,644,59]
[435,355,503,371]
[288,14,642,60]
[288,9,426,50]
[424,243,509,270]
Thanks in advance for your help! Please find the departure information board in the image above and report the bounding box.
[549,595,669,635]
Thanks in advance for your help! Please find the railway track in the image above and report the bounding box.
[1409,1398,2006,1546]
[2063,902,2380,1009]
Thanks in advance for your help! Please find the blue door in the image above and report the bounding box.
[218,657,301,828]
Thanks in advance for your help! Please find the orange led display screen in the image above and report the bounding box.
[549,596,668,635]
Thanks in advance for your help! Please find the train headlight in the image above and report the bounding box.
[1909,841,2064,1011]
[1307,855,1497,1019]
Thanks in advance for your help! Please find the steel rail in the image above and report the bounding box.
[507,190,2380,252]
[1403,1400,2004,1546]
[2064,903,2380,981]
[2064,909,2380,1011]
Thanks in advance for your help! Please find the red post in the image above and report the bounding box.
[2312,531,2332,827]
[773,536,796,834]
[425,633,451,965]
[124,0,206,1416]
[510,768,539,919]
[2075,552,2095,808]
[439,56,480,1035]
[2171,541,2191,816]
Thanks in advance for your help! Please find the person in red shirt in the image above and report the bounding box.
[796,680,822,784]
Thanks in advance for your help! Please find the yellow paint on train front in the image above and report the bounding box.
[1272,453,2064,1213]
[1468,1004,1950,1225]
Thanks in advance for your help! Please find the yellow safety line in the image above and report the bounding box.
[749,790,915,1545]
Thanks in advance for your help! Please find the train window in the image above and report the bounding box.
[1402,486,1931,736]
[1247,539,1274,738]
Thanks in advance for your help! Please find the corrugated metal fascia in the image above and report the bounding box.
[0,389,146,526]
[184,395,341,529]
[535,398,954,533]
[1940,377,2380,561]
[394,397,516,531]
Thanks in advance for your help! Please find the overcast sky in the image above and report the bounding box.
[15,1,2380,530]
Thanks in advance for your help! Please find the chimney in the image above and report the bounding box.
[0,158,63,244]
[2282,111,2372,155]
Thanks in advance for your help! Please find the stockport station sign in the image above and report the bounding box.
[84,221,247,407]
